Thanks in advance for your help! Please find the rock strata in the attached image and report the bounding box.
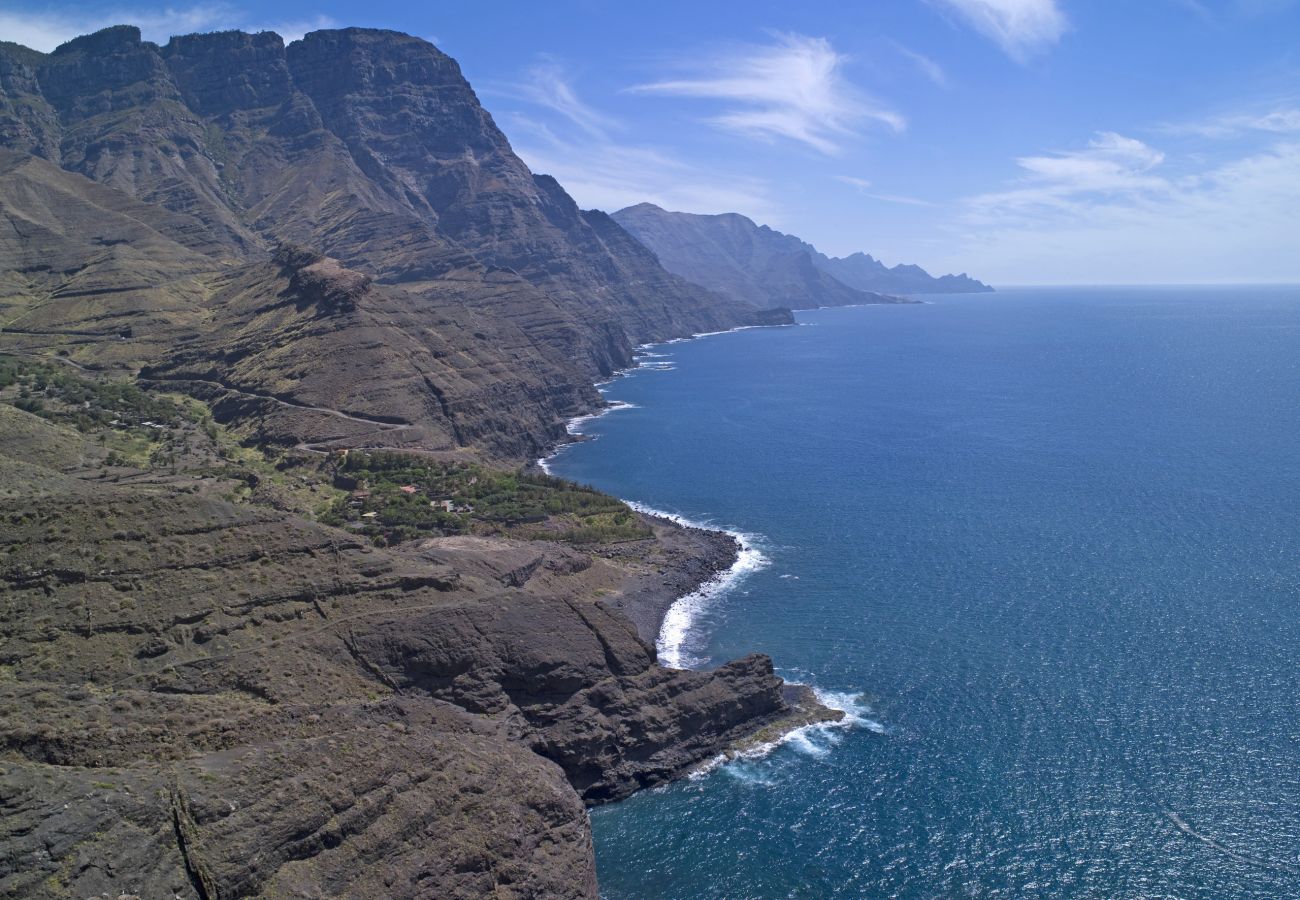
[0,24,815,898]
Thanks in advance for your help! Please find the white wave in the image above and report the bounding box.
[622,500,769,670]
[812,687,888,735]
[706,685,887,774]
[535,401,640,473]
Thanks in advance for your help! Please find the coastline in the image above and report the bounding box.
[536,328,777,662]
[537,324,860,771]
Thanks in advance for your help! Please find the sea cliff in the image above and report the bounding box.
[0,24,810,898]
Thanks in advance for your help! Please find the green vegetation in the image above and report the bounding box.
[0,354,196,433]
[319,451,651,546]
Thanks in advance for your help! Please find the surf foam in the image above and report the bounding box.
[621,500,770,669]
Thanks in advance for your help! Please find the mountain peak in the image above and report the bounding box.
[52,25,143,56]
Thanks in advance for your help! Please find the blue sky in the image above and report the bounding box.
[4,0,1299,284]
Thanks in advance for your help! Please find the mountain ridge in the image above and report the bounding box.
[612,202,992,305]
[0,25,790,459]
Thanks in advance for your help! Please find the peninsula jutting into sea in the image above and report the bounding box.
[3,3,1298,898]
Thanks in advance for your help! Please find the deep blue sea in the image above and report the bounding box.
[544,287,1300,899]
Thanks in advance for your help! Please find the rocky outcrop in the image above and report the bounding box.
[0,409,810,897]
[613,202,991,303]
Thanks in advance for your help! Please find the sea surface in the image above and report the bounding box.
[543,286,1300,899]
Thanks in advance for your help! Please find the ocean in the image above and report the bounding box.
[544,286,1300,899]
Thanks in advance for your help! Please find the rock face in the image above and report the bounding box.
[0,417,794,898]
[0,24,811,898]
[612,203,893,309]
[0,27,789,459]
[612,202,992,303]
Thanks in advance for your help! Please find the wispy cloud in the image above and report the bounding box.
[930,0,1069,61]
[490,58,621,140]
[1173,0,1300,23]
[833,175,939,207]
[500,66,775,221]
[628,33,902,155]
[1160,106,1300,139]
[967,132,1167,221]
[0,4,336,51]
[890,41,949,87]
[948,131,1300,283]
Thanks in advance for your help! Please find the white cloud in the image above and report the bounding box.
[629,33,902,155]
[947,133,1300,283]
[514,121,776,219]
[0,4,337,52]
[1162,107,1300,139]
[491,59,621,140]
[930,0,1069,61]
[890,41,949,87]
[498,67,776,221]
[967,132,1167,222]
[833,175,939,207]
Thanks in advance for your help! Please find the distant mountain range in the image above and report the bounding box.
[612,203,992,309]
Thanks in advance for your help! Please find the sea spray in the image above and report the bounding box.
[536,400,639,474]
[622,501,770,669]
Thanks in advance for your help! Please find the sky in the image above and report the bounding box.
[3,1,1299,284]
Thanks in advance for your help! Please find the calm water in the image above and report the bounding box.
[545,287,1300,899]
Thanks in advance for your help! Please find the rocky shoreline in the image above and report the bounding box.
[0,22,834,897]
[0,399,839,897]
[596,511,742,644]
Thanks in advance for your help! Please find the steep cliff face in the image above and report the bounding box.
[280,29,760,371]
[613,202,992,302]
[0,415,798,897]
[613,202,892,308]
[0,27,788,460]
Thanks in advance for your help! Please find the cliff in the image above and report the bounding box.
[0,362,837,898]
[0,25,812,898]
[0,27,788,455]
[612,202,992,303]
[612,202,894,309]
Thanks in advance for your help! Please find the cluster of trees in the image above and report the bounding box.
[0,355,190,434]
[323,452,651,546]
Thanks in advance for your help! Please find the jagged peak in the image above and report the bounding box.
[51,25,143,56]
[163,29,286,55]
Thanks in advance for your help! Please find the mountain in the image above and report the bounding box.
[0,26,786,459]
[611,203,992,304]
[612,202,898,308]
[0,26,817,899]
[814,251,992,294]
